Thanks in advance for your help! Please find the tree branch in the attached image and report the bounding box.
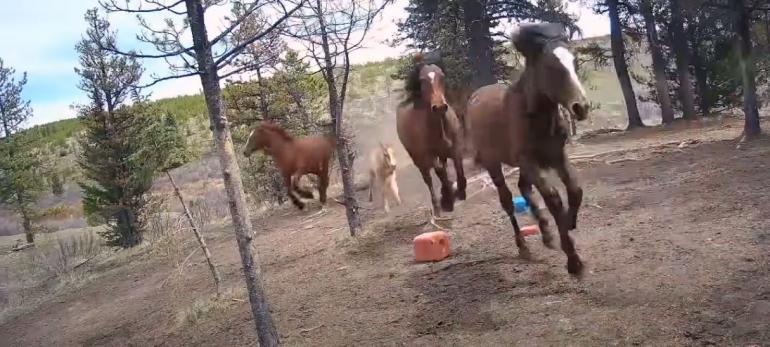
[100,0,187,15]
[139,70,200,88]
[215,0,305,68]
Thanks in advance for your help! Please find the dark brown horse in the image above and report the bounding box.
[397,54,467,219]
[243,122,334,210]
[465,23,591,275]
[408,51,476,156]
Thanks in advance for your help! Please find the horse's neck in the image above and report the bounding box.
[265,133,293,158]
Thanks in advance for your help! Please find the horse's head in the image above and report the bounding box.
[244,122,290,157]
[243,125,267,157]
[512,23,590,121]
[380,142,397,170]
[407,53,449,114]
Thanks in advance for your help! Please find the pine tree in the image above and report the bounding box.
[75,9,155,247]
[396,0,579,89]
[0,58,43,243]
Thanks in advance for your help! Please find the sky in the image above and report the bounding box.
[0,0,610,127]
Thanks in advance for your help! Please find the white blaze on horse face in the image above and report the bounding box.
[427,71,436,82]
[552,46,586,98]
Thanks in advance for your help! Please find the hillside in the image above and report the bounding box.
[0,35,657,237]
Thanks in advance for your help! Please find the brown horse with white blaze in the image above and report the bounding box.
[242,122,334,210]
[465,23,591,275]
[397,54,467,219]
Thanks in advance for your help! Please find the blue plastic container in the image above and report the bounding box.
[513,196,529,214]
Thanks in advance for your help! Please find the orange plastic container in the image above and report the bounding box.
[413,231,450,262]
[521,225,540,237]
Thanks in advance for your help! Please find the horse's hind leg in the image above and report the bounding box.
[292,174,314,199]
[452,150,467,201]
[529,167,583,275]
[555,160,582,231]
[435,158,455,212]
[518,172,555,249]
[283,174,304,210]
[419,167,441,217]
[488,163,530,259]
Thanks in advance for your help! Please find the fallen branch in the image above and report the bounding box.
[73,254,100,269]
[11,243,33,252]
[300,324,325,333]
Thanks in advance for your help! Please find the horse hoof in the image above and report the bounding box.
[455,189,467,201]
[440,199,454,212]
[567,257,584,275]
[518,247,532,260]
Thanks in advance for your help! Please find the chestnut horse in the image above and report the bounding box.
[465,23,591,275]
[397,54,467,219]
[242,122,334,210]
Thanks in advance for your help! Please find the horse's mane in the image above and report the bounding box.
[510,23,568,59]
[259,121,294,141]
[403,51,444,105]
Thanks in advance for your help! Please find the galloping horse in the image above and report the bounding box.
[397,54,467,219]
[465,23,591,275]
[242,122,334,210]
[408,51,475,156]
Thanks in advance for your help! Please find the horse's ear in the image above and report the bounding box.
[511,23,567,57]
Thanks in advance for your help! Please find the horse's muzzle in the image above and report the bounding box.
[571,102,590,121]
[431,104,448,113]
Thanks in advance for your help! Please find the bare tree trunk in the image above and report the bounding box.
[19,201,33,244]
[184,1,279,345]
[734,0,761,137]
[315,0,362,236]
[462,0,496,89]
[608,0,644,129]
[166,171,223,297]
[691,41,712,117]
[640,0,675,124]
[669,0,697,119]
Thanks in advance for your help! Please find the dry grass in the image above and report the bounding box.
[175,287,246,327]
[0,228,109,324]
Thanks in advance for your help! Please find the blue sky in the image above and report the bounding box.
[0,0,609,127]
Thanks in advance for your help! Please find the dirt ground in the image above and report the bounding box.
[2,117,769,347]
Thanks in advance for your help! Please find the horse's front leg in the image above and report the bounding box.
[388,172,401,206]
[434,157,455,212]
[527,165,583,275]
[555,159,582,231]
[418,166,441,217]
[487,163,530,259]
[518,171,555,249]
